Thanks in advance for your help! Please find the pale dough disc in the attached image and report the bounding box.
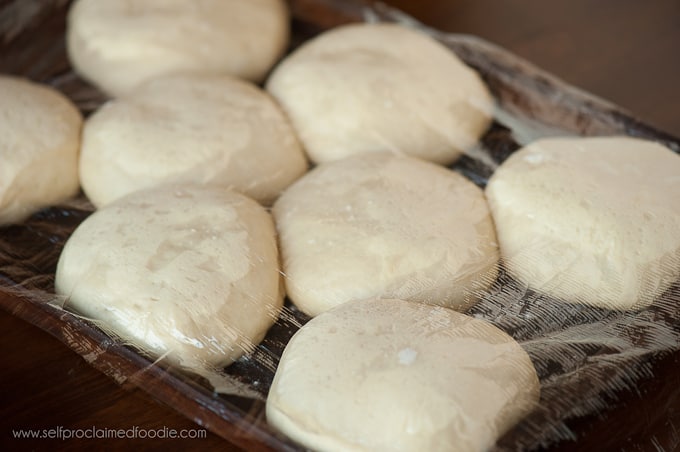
[0,76,82,225]
[266,23,494,165]
[273,153,499,316]
[485,136,680,310]
[67,0,289,97]
[79,73,307,207]
[55,184,283,370]
[267,298,540,452]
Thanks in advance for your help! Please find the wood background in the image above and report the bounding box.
[2,0,679,450]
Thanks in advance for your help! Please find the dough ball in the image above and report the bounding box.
[267,298,540,452]
[0,76,82,225]
[79,73,307,207]
[273,153,499,316]
[67,0,289,97]
[485,136,680,310]
[55,184,283,369]
[266,23,493,165]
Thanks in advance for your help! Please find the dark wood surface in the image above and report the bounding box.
[387,0,680,138]
[2,1,679,451]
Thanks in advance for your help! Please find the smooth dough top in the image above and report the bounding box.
[266,23,494,165]
[79,73,307,207]
[55,184,283,369]
[67,0,289,96]
[273,153,499,316]
[486,136,680,310]
[267,298,540,452]
[0,76,82,225]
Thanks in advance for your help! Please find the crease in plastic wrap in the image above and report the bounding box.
[1,0,679,450]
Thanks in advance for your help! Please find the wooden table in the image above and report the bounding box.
[2,1,679,450]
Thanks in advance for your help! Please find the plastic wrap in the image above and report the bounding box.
[1,0,679,450]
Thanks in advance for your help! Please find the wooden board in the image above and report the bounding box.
[1,0,679,450]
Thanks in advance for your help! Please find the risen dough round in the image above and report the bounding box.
[273,153,499,316]
[67,0,289,97]
[266,23,493,165]
[267,298,540,452]
[79,73,307,207]
[486,136,680,310]
[0,76,82,225]
[55,184,283,369]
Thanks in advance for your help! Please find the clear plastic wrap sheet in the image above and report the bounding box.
[1,0,679,450]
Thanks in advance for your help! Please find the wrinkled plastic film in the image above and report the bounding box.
[0,1,679,451]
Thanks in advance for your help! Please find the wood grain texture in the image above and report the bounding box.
[2,1,679,451]
[0,307,229,451]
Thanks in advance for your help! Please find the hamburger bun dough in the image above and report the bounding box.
[79,73,307,207]
[485,136,680,310]
[55,184,283,370]
[0,76,82,225]
[267,298,540,452]
[67,0,289,97]
[273,153,499,316]
[266,23,493,165]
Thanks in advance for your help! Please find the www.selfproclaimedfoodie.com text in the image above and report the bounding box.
[11,425,207,440]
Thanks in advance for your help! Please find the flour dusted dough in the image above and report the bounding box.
[79,73,307,207]
[267,298,539,452]
[67,0,289,96]
[0,76,82,225]
[486,136,680,310]
[55,185,283,369]
[273,153,499,316]
[266,23,493,165]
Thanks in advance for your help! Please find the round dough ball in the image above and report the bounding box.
[0,76,82,225]
[55,184,283,370]
[273,153,499,316]
[267,298,540,452]
[485,136,680,310]
[266,23,493,165]
[80,73,307,207]
[67,0,289,97]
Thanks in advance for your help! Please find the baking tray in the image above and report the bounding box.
[1,0,679,450]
